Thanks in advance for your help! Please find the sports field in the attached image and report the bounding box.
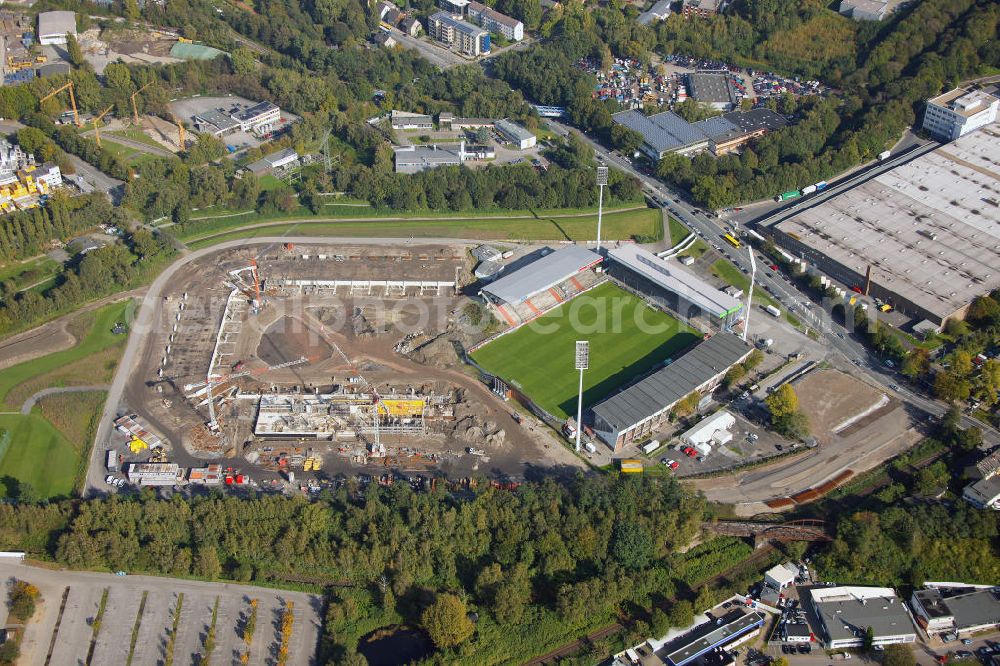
[472,282,700,419]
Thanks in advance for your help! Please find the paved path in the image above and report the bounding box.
[20,385,109,415]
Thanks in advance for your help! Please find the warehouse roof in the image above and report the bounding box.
[234,101,278,122]
[692,115,744,144]
[688,73,738,106]
[612,110,709,155]
[810,587,915,643]
[663,610,766,666]
[592,332,750,432]
[723,108,788,133]
[936,587,1000,630]
[481,246,601,304]
[194,108,239,133]
[37,11,76,37]
[638,0,672,24]
[495,118,535,143]
[774,121,1000,322]
[608,245,742,317]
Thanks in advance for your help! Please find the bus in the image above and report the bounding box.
[723,233,742,249]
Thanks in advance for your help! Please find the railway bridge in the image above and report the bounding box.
[702,519,831,548]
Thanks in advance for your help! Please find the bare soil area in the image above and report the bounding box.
[792,369,887,443]
[257,315,333,365]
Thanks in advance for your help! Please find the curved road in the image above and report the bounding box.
[21,385,109,415]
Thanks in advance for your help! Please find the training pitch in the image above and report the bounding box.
[472,282,699,419]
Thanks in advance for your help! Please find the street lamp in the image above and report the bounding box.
[596,166,608,254]
[574,340,589,452]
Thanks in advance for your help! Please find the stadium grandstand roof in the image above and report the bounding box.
[607,245,742,318]
[592,332,751,433]
[481,246,601,305]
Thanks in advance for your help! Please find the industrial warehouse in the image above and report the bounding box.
[612,108,787,159]
[768,120,1000,326]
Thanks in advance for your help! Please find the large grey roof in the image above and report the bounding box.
[38,11,76,37]
[495,119,535,143]
[941,588,1000,630]
[688,73,738,105]
[692,115,743,143]
[608,245,742,318]
[724,108,789,133]
[481,246,602,304]
[814,595,916,642]
[664,610,766,666]
[637,0,672,23]
[612,110,708,155]
[592,332,751,431]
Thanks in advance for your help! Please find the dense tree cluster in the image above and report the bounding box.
[764,384,810,439]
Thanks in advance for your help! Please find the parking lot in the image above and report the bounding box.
[4,562,322,666]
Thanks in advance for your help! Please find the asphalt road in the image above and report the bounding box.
[547,118,999,448]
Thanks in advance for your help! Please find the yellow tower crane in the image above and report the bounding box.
[39,81,80,127]
[171,114,186,150]
[92,105,114,148]
[130,81,153,124]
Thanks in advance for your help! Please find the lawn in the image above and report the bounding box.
[109,129,171,151]
[185,207,661,249]
[0,255,61,291]
[710,259,778,309]
[0,300,131,409]
[471,282,700,418]
[98,139,159,166]
[667,216,690,246]
[0,412,80,499]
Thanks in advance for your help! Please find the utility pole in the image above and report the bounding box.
[574,340,589,452]
[595,166,608,254]
[743,246,756,342]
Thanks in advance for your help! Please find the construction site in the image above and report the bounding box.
[115,241,583,492]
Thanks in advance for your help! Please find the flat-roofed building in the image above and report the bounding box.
[127,462,182,487]
[659,610,767,666]
[682,0,726,18]
[233,101,281,132]
[764,562,798,590]
[839,0,888,20]
[37,11,76,45]
[922,87,999,141]
[495,118,536,149]
[592,332,752,449]
[245,148,299,176]
[770,122,1000,326]
[910,585,1000,635]
[467,1,524,40]
[638,0,672,24]
[428,11,490,56]
[391,110,434,130]
[394,144,465,173]
[808,586,916,649]
[193,108,241,136]
[612,110,710,159]
[480,245,601,305]
[687,73,739,111]
[963,476,1000,510]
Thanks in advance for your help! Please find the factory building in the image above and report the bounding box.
[466,1,524,41]
[910,585,1000,636]
[428,12,490,56]
[394,143,468,173]
[808,586,917,649]
[391,110,434,130]
[922,86,999,141]
[233,101,281,133]
[126,463,182,487]
[611,108,786,159]
[245,148,299,176]
[658,610,767,666]
[591,332,752,450]
[37,11,76,45]
[687,72,739,111]
[495,118,536,149]
[769,121,1000,327]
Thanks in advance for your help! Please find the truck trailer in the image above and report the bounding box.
[774,190,800,202]
[765,305,781,317]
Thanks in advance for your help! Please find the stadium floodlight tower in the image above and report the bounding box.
[574,340,589,452]
[742,246,756,342]
[595,166,609,254]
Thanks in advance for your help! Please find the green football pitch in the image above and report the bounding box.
[472,281,700,419]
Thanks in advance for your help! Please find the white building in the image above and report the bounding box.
[809,586,917,649]
[126,462,181,486]
[35,163,62,188]
[390,110,434,130]
[233,101,281,133]
[922,87,999,141]
[638,0,672,24]
[428,12,490,56]
[37,11,77,46]
[495,118,536,149]
[680,410,736,447]
[466,1,524,41]
[764,562,798,590]
[963,476,1000,510]
[910,585,1000,636]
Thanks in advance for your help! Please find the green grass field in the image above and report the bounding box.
[0,255,61,291]
[109,129,171,151]
[472,282,699,418]
[667,217,690,246]
[710,259,778,309]
[0,413,80,499]
[0,300,131,408]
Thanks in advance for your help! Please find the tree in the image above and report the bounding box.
[195,546,221,579]
[230,48,257,76]
[882,644,916,666]
[124,0,140,20]
[934,371,971,403]
[475,126,491,144]
[610,520,654,571]
[743,348,764,370]
[765,384,798,419]
[65,33,85,68]
[610,123,643,156]
[666,599,694,628]
[421,593,474,649]
[863,625,874,652]
[723,364,746,388]
[8,580,39,622]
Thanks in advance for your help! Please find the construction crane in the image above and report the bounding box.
[319,323,389,451]
[39,81,80,127]
[130,82,153,124]
[171,114,186,150]
[92,105,114,148]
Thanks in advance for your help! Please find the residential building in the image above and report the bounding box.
[910,585,1000,636]
[376,0,401,24]
[467,1,524,41]
[495,118,536,149]
[808,586,917,649]
[390,110,434,130]
[233,101,281,133]
[428,11,490,56]
[400,16,422,35]
[438,0,469,13]
[963,476,1000,510]
[682,0,726,18]
[839,0,888,20]
[37,11,76,45]
[34,162,62,188]
[922,86,999,141]
[638,0,672,24]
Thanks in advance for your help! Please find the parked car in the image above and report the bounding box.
[682,446,697,457]
[661,458,679,470]
[105,474,115,485]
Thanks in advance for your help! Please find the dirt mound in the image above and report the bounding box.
[257,316,333,365]
[409,335,459,368]
[454,414,507,449]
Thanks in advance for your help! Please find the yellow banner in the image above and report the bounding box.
[382,399,425,416]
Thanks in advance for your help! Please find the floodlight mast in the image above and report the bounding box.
[596,166,608,254]
[574,340,589,452]
[743,246,756,342]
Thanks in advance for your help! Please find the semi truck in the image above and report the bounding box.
[774,190,801,202]
[765,305,781,317]
[878,150,891,161]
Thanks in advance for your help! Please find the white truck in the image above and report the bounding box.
[641,440,660,455]
[765,304,781,317]
[877,150,891,161]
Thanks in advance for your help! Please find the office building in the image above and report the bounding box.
[922,87,999,141]
[910,585,1000,636]
[808,586,917,649]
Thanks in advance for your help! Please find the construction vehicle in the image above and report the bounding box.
[129,436,149,454]
[39,81,80,127]
[92,104,114,148]
[35,54,46,63]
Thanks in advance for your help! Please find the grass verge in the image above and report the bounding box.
[710,259,778,309]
